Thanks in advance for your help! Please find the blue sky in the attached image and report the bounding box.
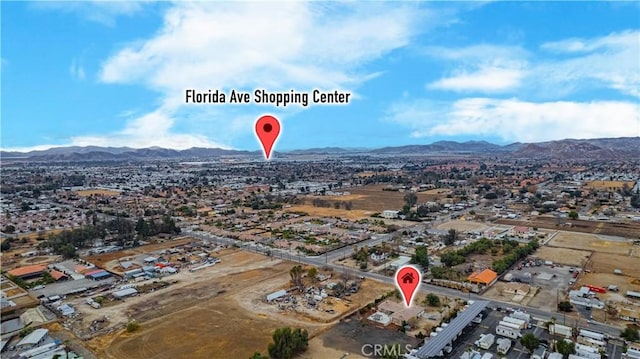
[2,1,639,151]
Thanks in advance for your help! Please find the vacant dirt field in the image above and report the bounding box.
[585,180,636,189]
[436,220,489,232]
[534,246,592,267]
[74,189,121,197]
[548,231,636,256]
[88,250,394,359]
[302,184,448,213]
[285,204,372,220]
[496,218,640,238]
[586,252,640,275]
[576,272,640,301]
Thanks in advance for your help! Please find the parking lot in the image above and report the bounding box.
[485,259,578,312]
[447,307,626,359]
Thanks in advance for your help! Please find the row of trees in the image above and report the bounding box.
[491,240,539,274]
[39,215,180,258]
[135,216,181,239]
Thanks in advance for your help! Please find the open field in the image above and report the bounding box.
[74,189,121,197]
[285,204,372,220]
[496,217,640,238]
[548,231,637,256]
[86,250,393,359]
[301,184,448,213]
[585,180,636,189]
[534,246,591,267]
[436,220,489,233]
[585,252,640,275]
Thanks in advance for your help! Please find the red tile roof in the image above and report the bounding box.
[7,264,46,277]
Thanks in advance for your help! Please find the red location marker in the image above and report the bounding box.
[255,115,281,160]
[395,265,422,308]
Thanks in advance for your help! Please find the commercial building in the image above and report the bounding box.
[16,328,49,350]
[7,265,46,280]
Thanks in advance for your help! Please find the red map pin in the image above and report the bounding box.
[395,265,422,308]
[255,115,281,160]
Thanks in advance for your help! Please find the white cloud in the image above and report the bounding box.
[424,44,529,93]
[69,58,86,80]
[32,1,147,26]
[428,66,525,92]
[540,30,639,53]
[387,98,640,143]
[537,30,640,98]
[423,30,639,97]
[91,2,427,149]
[69,108,230,150]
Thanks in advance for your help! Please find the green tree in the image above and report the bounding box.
[1,239,11,252]
[556,339,576,358]
[3,225,15,234]
[558,301,572,312]
[520,333,540,353]
[289,265,304,290]
[621,327,640,342]
[568,211,579,220]
[267,327,309,359]
[249,353,268,359]
[410,246,429,269]
[444,229,458,245]
[126,321,140,333]
[404,192,418,208]
[307,267,318,283]
[424,293,440,307]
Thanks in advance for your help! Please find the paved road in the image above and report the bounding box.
[184,229,624,339]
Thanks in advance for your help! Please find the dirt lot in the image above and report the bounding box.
[534,246,591,267]
[86,250,394,359]
[303,184,448,213]
[285,204,372,220]
[585,180,636,189]
[74,189,121,197]
[496,218,640,238]
[311,316,421,358]
[585,252,640,275]
[548,231,637,256]
[436,220,489,233]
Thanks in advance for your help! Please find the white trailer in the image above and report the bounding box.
[509,310,531,323]
[481,353,493,359]
[502,316,526,329]
[550,324,573,338]
[477,334,495,350]
[575,343,601,359]
[498,321,521,331]
[579,329,606,342]
[496,338,512,355]
[496,325,521,339]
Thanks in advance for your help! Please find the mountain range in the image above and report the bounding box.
[1,137,638,161]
